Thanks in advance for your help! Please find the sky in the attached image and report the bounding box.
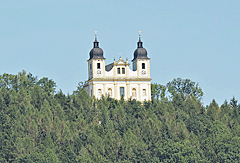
[0,1,239,106]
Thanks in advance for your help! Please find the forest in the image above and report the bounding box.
[0,70,240,162]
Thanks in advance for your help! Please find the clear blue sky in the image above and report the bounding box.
[1,1,239,106]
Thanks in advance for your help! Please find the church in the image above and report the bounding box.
[83,32,151,102]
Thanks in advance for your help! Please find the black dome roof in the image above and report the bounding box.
[133,38,149,60]
[89,38,105,60]
[134,47,147,59]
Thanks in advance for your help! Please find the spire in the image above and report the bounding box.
[93,31,99,48]
[137,31,143,48]
[132,31,148,61]
[89,31,104,60]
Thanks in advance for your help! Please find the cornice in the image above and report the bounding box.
[87,58,106,62]
[87,78,152,82]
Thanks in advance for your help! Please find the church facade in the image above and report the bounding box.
[83,32,151,102]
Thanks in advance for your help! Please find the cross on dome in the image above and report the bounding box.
[95,31,97,41]
[138,31,141,42]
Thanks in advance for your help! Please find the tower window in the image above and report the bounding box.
[117,68,121,74]
[97,63,101,69]
[143,89,146,96]
[133,62,137,71]
[120,87,125,97]
[122,68,125,74]
[142,63,145,69]
[90,63,92,70]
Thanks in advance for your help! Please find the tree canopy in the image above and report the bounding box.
[0,71,239,162]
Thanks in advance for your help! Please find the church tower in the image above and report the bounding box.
[87,31,106,97]
[88,31,105,80]
[132,31,150,79]
[84,31,151,102]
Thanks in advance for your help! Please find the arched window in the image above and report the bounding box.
[108,88,112,97]
[143,89,146,96]
[90,63,92,70]
[142,63,145,69]
[98,89,102,96]
[132,88,136,97]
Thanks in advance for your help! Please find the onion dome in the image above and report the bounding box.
[133,31,148,60]
[89,31,104,60]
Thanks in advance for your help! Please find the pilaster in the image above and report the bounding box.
[114,83,117,99]
[138,83,141,101]
[93,83,96,97]
[103,83,106,96]
[148,83,151,101]
[126,83,130,100]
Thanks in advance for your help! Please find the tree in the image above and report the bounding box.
[167,78,203,101]
[151,83,167,101]
[37,77,56,94]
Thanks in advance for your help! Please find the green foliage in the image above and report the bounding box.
[151,83,167,101]
[167,78,204,101]
[0,71,239,162]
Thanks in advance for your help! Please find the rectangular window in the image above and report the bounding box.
[97,63,101,69]
[117,68,121,74]
[90,63,92,70]
[122,68,125,74]
[142,63,145,69]
[133,62,137,71]
[120,87,124,97]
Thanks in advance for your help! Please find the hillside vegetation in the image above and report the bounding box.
[0,71,240,162]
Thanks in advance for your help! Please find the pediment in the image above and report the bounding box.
[114,57,130,66]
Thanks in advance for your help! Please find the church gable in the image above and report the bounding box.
[114,57,130,66]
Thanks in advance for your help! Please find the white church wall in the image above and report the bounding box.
[140,83,150,101]
[129,69,137,77]
[105,69,114,76]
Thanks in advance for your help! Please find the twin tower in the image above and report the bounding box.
[83,32,151,102]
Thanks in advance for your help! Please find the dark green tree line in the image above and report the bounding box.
[0,71,240,162]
